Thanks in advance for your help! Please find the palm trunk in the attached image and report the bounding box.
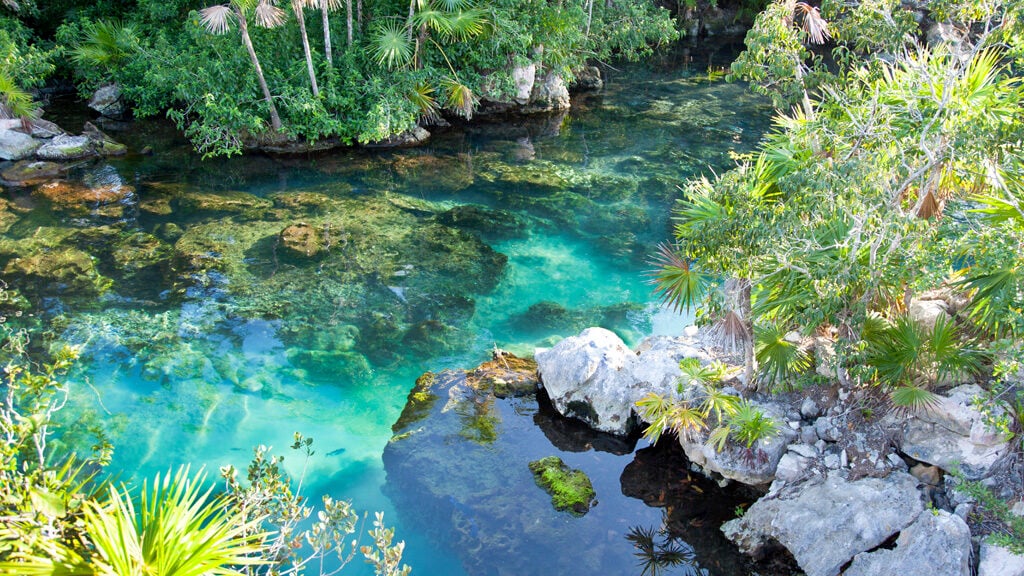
[346,0,353,46]
[294,4,320,97]
[357,0,362,32]
[742,282,755,390]
[407,0,416,42]
[236,7,282,131]
[321,0,333,64]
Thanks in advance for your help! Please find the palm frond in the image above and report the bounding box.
[674,193,728,231]
[668,404,707,440]
[958,266,1023,336]
[442,77,475,119]
[436,0,472,10]
[890,385,942,415]
[648,243,712,312]
[444,8,488,41]
[371,20,414,69]
[408,82,440,121]
[254,0,287,28]
[754,322,811,388]
[72,20,139,68]
[728,400,778,449]
[794,2,830,45]
[200,5,235,34]
[706,425,731,452]
[0,70,40,121]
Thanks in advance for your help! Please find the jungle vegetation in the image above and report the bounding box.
[1,0,684,156]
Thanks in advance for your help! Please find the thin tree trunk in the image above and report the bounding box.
[741,281,756,390]
[585,0,594,37]
[357,0,362,32]
[321,0,333,65]
[236,7,282,131]
[295,4,320,97]
[346,0,353,46]
[407,0,416,42]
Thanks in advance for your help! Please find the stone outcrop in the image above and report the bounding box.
[535,327,709,436]
[364,125,431,148]
[979,542,1024,576]
[843,509,971,576]
[88,83,129,120]
[1,160,61,184]
[722,471,930,576]
[678,401,798,486]
[35,134,96,161]
[524,71,571,113]
[900,384,1011,479]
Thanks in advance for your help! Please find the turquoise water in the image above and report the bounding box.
[2,40,772,574]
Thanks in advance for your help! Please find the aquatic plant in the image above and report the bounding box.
[528,456,596,516]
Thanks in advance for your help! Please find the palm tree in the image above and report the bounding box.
[290,0,320,96]
[200,0,286,131]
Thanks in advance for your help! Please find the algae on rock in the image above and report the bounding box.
[528,456,597,516]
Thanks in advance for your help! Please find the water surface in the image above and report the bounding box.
[2,39,772,575]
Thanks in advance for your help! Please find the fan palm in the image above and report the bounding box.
[199,0,285,131]
[0,70,39,125]
[83,466,266,576]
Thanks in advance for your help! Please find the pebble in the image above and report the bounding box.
[838,389,850,401]
[840,449,848,468]
[800,397,821,419]
[788,421,800,430]
[887,453,907,471]
[789,443,818,459]
[824,453,841,469]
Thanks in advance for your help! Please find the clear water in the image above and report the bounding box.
[3,40,772,575]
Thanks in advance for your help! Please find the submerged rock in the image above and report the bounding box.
[364,125,431,149]
[279,223,328,259]
[3,247,112,297]
[722,471,926,576]
[1,160,61,184]
[33,180,136,220]
[528,456,596,516]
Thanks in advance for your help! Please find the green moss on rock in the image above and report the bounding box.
[528,456,596,516]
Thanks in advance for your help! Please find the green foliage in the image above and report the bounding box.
[82,467,265,576]
[754,322,811,389]
[951,470,1024,554]
[863,315,986,411]
[725,399,778,449]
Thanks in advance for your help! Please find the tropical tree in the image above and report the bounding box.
[199,0,286,131]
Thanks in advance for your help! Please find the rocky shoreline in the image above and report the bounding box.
[514,322,1024,576]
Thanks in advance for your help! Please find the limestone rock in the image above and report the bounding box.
[679,401,797,486]
[908,298,950,329]
[1,160,61,184]
[722,471,923,576]
[535,327,642,435]
[279,223,326,259]
[571,66,603,91]
[0,127,41,161]
[88,83,129,119]
[3,247,112,297]
[901,384,1011,479]
[36,134,97,161]
[979,542,1024,576]
[364,125,430,148]
[535,329,710,435]
[525,72,570,113]
[82,122,127,156]
[33,180,136,219]
[512,63,536,104]
[843,510,971,576]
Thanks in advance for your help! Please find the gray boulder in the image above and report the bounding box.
[979,542,1024,576]
[35,134,97,161]
[722,471,923,576]
[88,83,129,120]
[0,127,41,161]
[843,509,971,576]
[364,125,430,149]
[511,63,536,104]
[535,328,708,436]
[901,384,1011,479]
[908,298,950,329]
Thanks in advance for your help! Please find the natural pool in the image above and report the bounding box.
[1,40,773,575]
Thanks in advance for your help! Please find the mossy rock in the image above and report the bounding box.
[269,191,338,213]
[528,456,596,516]
[279,222,328,260]
[174,190,273,218]
[389,153,475,192]
[110,232,173,277]
[391,371,441,433]
[465,352,539,398]
[401,320,459,358]
[32,180,136,219]
[285,348,372,384]
[3,247,112,297]
[1,160,62,185]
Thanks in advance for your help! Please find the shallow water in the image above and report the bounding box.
[3,40,772,575]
